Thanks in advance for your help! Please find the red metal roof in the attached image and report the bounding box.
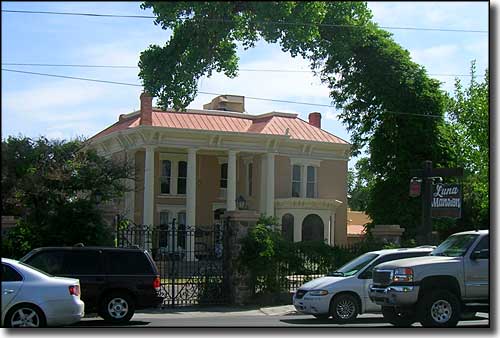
[90,109,348,145]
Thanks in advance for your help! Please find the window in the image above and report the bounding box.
[159,211,169,247]
[177,212,187,249]
[24,251,65,275]
[106,251,154,274]
[160,160,171,194]
[62,251,100,274]
[177,161,187,194]
[247,163,253,197]
[292,165,301,197]
[220,163,228,188]
[281,214,294,242]
[306,166,316,198]
[2,264,23,282]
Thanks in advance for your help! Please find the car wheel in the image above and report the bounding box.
[313,314,330,320]
[100,292,135,323]
[381,306,416,327]
[5,304,46,328]
[418,290,461,327]
[330,294,359,323]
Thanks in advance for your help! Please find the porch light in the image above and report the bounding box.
[236,195,247,210]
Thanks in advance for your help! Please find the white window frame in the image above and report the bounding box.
[306,165,317,198]
[290,158,321,198]
[291,164,302,198]
[217,157,228,199]
[159,153,188,196]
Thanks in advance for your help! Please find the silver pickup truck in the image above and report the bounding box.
[369,230,489,327]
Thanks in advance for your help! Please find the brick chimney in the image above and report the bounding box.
[140,92,153,126]
[308,112,321,128]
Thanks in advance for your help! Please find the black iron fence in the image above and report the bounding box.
[115,220,227,307]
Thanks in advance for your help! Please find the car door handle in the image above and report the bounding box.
[3,289,15,294]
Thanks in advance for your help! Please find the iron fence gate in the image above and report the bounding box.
[115,219,228,307]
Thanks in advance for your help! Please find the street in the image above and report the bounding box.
[72,311,489,328]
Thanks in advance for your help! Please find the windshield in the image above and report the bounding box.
[431,234,479,257]
[328,253,378,277]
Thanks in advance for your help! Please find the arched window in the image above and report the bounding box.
[302,214,324,242]
[281,214,294,242]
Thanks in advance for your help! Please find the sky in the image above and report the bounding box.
[1,1,491,169]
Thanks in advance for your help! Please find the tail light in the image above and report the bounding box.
[69,285,80,296]
[153,275,161,292]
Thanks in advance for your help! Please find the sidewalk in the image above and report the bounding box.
[134,304,297,318]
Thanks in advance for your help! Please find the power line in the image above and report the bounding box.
[1,9,488,33]
[2,67,442,118]
[1,63,473,77]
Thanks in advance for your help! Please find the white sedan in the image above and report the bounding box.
[2,257,85,327]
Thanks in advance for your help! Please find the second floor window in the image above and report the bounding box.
[177,161,187,194]
[160,160,171,194]
[307,166,316,198]
[247,162,253,197]
[220,163,228,188]
[292,165,301,197]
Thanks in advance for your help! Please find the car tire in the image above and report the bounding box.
[313,314,330,320]
[330,294,359,323]
[100,292,135,323]
[418,290,461,328]
[5,303,47,328]
[381,306,416,327]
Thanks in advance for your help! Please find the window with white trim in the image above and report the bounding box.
[247,162,253,197]
[160,160,171,194]
[177,161,187,195]
[292,165,301,197]
[220,163,228,188]
[306,166,317,198]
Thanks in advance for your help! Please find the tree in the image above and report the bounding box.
[138,2,450,239]
[437,62,489,236]
[1,136,132,258]
[347,158,373,211]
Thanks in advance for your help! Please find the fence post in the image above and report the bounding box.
[223,210,260,306]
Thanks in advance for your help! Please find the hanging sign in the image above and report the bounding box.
[431,183,461,218]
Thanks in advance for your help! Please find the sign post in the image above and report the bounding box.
[410,161,463,245]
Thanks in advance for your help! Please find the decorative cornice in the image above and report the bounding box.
[274,198,343,210]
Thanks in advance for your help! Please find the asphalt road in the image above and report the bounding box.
[72,312,489,328]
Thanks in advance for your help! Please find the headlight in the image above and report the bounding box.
[308,290,329,296]
[393,267,413,282]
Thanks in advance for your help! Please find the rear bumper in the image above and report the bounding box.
[136,294,164,309]
[43,298,85,326]
[369,285,419,307]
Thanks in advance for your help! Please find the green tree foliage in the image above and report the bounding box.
[437,62,489,235]
[347,158,373,211]
[1,136,132,258]
[138,2,450,239]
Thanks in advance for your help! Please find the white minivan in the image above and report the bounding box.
[293,247,434,322]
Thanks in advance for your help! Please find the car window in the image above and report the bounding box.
[62,250,100,274]
[2,264,23,282]
[105,251,154,274]
[472,235,489,252]
[24,251,65,275]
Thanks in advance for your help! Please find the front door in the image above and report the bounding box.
[464,235,489,300]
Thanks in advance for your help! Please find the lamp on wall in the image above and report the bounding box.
[236,195,248,210]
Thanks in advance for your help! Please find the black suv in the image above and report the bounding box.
[21,246,163,323]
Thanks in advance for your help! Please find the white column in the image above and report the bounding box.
[259,155,267,214]
[125,150,136,222]
[186,148,197,226]
[227,150,237,211]
[143,146,155,252]
[300,165,307,198]
[186,148,197,260]
[265,153,275,217]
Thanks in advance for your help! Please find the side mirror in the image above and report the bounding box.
[471,249,489,260]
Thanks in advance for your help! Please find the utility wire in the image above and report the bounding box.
[1,63,473,77]
[2,68,441,118]
[1,9,488,33]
